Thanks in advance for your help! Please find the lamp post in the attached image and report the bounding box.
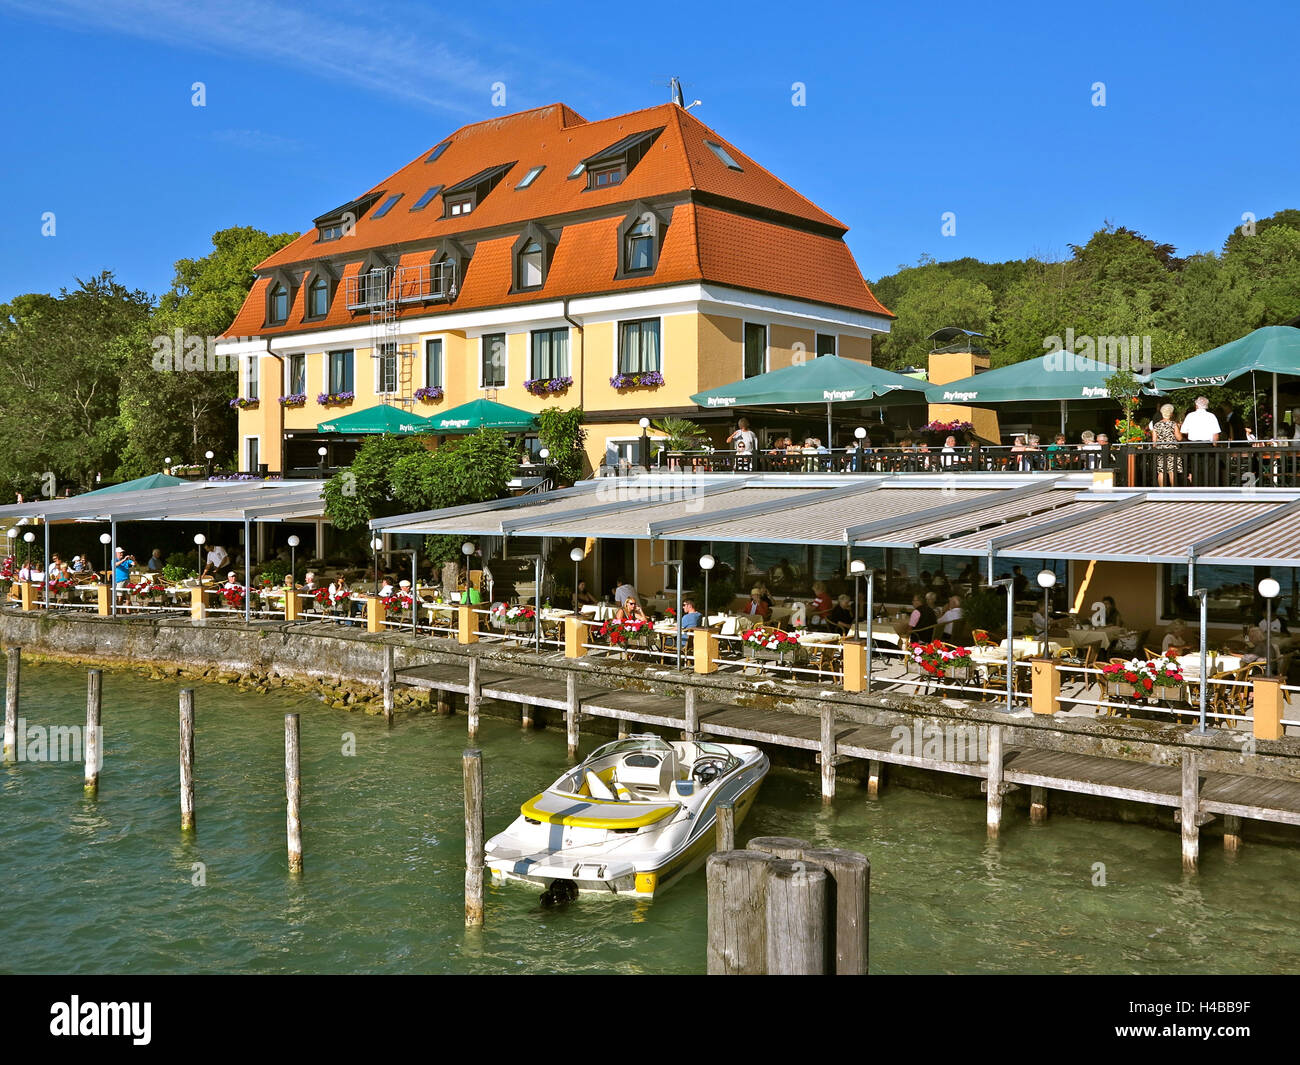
[850,558,866,635]
[317,446,328,476]
[204,450,214,477]
[1036,568,1057,657]
[6,529,16,569]
[101,532,113,582]
[1259,577,1281,676]
[639,417,651,470]
[854,427,866,473]
[193,533,205,587]
[22,530,34,571]
[164,456,172,475]
[287,535,300,587]
[569,546,584,615]
[462,541,476,599]
[700,553,715,626]
[371,536,384,596]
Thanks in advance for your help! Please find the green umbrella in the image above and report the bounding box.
[316,403,437,435]
[80,473,187,496]
[1148,326,1300,436]
[427,398,539,434]
[923,350,1147,404]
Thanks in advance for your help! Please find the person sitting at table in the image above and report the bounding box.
[378,576,395,598]
[71,555,88,573]
[677,598,703,632]
[613,577,636,607]
[1100,596,1122,627]
[754,580,774,609]
[809,581,833,628]
[1258,608,1289,635]
[574,579,596,607]
[1162,619,1190,655]
[744,586,771,620]
[935,595,963,639]
[222,571,241,591]
[1240,626,1277,667]
[1032,605,1051,636]
[939,435,959,468]
[616,596,650,625]
[828,593,855,633]
[147,548,164,572]
[907,593,937,642]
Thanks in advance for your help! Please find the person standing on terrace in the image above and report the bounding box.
[1180,396,1221,444]
[726,418,757,471]
[1150,403,1184,487]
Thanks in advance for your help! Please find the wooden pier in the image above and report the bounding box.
[397,656,1300,867]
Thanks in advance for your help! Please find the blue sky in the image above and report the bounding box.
[2,0,1297,304]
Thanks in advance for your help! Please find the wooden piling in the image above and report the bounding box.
[705,850,772,975]
[381,644,394,726]
[819,705,836,803]
[1029,785,1048,823]
[986,724,1004,839]
[765,858,829,975]
[463,748,484,927]
[565,672,579,759]
[285,713,302,874]
[684,687,699,739]
[435,691,454,716]
[179,689,196,831]
[866,759,883,799]
[84,669,101,794]
[3,645,19,761]
[1224,814,1243,853]
[715,800,735,851]
[466,657,480,740]
[1180,750,1199,872]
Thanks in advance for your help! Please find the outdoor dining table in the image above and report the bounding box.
[1176,653,1245,676]
[999,638,1064,658]
[1066,625,1125,651]
[845,623,903,646]
[795,629,842,645]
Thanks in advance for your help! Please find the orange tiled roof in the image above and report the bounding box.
[222,102,891,337]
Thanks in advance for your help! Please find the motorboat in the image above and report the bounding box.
[484,734,769,898]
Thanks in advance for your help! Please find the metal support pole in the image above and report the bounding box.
[1196,588,1209,733]
[864,570,874,692]
[534,555,542,654]
[675,559,684,672]
[43,519,49,610]
[243,518,252,623]
[410,550,418,635]
[110,518,117,618]
[1265,598,1273,678]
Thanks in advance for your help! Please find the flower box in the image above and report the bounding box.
[229,397,259,410]
[317,391,356,406]
[413,386,444,402]
[279,393,307,407]
[610,371,664,391]
[524,376,573,397]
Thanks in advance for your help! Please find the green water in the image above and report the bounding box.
[2,662,1298,974]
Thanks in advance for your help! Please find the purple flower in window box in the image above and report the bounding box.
[609,370,664,390]
[524,376,573,397]
[317,391,355,405]
[413,386,444,402]
[230,397,260,409]
[279,393,307,407]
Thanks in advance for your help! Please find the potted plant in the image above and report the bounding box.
[491,602,536,629]
[743,626,801,664]
[1102,658,1155,699]
[910,639,975,683]
[1149,653,1186,701]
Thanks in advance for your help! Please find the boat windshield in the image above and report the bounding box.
[694,739,740,773]
[584,735,675,764]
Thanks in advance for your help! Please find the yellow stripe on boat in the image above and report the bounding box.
[521,793,677,829]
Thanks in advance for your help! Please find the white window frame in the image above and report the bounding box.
[244,356,260,400]
[743,321,768,379]
[285,353,306,396]
[480,333,507,389]
[243,435,261,473]
[529,327,570,381]
[603,435,643,469]
[425,337,444,388]
[374,344,398,395]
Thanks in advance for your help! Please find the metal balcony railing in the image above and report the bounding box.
[344,262,457,311]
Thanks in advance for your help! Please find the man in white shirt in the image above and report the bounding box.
[935,595,963,638]
[1180,396,1221,443]
[203,544,229,577]
[613,579,636,606]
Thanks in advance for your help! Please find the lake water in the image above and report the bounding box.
[2,662,1297,974]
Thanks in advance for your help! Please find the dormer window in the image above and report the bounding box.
[519,240,543,289]
[580,126,663,192]
[511,223,558,293]
[589,164,624,189]
[306,275,329,318]
[447,196,473,217]
[614,203,667,280]
[440,161,515,219]
[268,283,289,324]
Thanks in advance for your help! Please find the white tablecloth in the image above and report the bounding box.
[999,638,1063,658]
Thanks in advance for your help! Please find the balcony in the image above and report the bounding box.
[344,262,457,311]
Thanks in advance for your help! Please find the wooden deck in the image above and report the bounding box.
[395,658,1300,863]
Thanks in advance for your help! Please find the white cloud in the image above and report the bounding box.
[0,0,512,115]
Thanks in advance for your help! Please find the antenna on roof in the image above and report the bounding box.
[669,76,703,111]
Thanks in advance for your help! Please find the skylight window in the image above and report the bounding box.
[568,162,586,179]
[704,140,743,170]
[371,194,403,219]
[410,185,443,211]
[425,140,450,163]
[516,165,545,189]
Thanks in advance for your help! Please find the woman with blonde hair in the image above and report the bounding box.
[1150,402,1183,487]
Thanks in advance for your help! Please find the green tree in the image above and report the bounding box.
[322,434,431,531]
[117,226,298,476]
[537,406,588,484]
[0,273,153,496]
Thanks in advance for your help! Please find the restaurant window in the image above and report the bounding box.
[244,356,259,400]
[328,349,354,394]
[306,276,329,318]
[481,333,506,388]
[531,328,569,380]
[268,283,289,325]
[743,323,767,379]
[617,319,660,375]
[816,333,836,357]
[376,343,397,394]
[287,353,306,396]
[425,338,443,388]
[1161,564,1296,626]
